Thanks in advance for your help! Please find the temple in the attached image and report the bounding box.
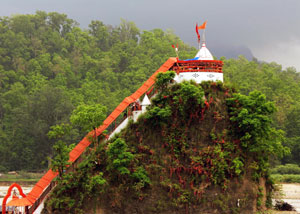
[173,22,223,83]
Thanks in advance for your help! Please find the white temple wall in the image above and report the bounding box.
[132,110,143,122]
[174,72,223,83]
[108,117,129,140]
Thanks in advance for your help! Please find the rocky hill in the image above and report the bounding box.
[42,72,286,214]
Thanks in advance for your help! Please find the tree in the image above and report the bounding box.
[48,124,74,178]
[118,19,140,43]
[51,140,73,178]
[281,106,300,163]
[154,70,175,91]
[106,138,134,175]
[70,103,107,144]
[88,20,109,51]
[226,91,289,176]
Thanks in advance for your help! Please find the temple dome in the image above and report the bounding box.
[195,43,213,60]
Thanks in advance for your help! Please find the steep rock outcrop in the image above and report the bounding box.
[43,78,284,214]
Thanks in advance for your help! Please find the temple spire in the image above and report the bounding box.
[195,22,213,60]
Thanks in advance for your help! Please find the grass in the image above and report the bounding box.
[270,164,300,183]
[0,171,44,183]
[271,164,300,175]
[271,174,300,183]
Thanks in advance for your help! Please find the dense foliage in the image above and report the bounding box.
[223,57,300,164]
[0,12,299,172]
[0,12,195,171]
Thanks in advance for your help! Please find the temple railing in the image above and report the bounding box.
[172,60,223,74]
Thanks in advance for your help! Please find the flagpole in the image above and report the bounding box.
[202,29,206,46]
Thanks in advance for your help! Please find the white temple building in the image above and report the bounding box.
[173,41,223,84]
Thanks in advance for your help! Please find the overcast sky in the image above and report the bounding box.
[1,0,300,70]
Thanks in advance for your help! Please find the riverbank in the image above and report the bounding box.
[0,182,299,213]
[0,172,43,185]
[271,183,300,213]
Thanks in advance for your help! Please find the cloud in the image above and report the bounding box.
[252,37,300,70]
[0,0,300,70]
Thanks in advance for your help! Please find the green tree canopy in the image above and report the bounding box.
[70,103,107,133]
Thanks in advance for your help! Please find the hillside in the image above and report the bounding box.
[0,12,196,171]
[0,12,299,172]
[43,75,286,214]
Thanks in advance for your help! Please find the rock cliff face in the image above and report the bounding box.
[43,77,283,214]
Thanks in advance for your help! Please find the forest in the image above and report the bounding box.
[0,11,299,171]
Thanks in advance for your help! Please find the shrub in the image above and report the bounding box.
[271,164,300,175]
[86,173,107,192]
[271,174,300,183]
[106,138,134,175]
[131,166,151,188]
[154,71,175,91]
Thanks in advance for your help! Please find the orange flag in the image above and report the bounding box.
[198,21,207,30]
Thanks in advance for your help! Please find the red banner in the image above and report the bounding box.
[195,23,200,43]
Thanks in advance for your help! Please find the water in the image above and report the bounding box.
[275,183,300,212]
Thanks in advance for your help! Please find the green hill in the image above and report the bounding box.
[43,75,286,214]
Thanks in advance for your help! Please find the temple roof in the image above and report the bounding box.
[141,94,151,106]
[195,43,213,60]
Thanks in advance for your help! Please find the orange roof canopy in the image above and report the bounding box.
[7,197,32,206]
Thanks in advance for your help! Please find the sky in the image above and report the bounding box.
[1,0,300,70]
